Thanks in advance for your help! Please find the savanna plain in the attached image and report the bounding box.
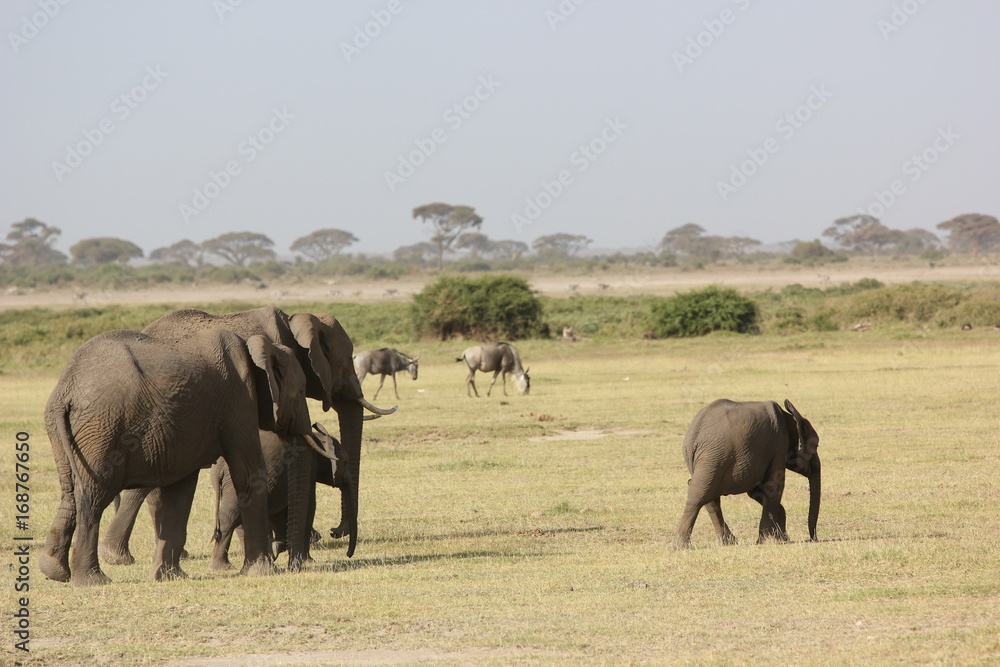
[2,275,999,665]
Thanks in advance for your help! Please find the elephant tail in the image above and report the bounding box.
[51,402,91,527]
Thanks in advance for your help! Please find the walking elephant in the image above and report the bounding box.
[39,328,310,585]
[99,307,394,571]
[673,399,821,548]
[209,422,354,571]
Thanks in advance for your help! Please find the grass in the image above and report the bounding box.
[2,322,999,664]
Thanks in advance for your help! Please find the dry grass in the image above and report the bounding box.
[2,327,999,665]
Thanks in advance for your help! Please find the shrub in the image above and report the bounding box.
[838,282,961,325]
[649,286,759,338]
[411,274,546,341]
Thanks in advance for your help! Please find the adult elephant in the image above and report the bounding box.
[99,307,393,571]
[39,329,310,585]
[673,399,821,548]
[210,422,354,571]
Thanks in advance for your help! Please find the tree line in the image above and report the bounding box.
[2,204,998,286]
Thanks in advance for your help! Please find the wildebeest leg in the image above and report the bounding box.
[487,370,501,397]
[392,372,400,400]
[466,369,479,397]
[501,370,509,396]
[372,374,386,400]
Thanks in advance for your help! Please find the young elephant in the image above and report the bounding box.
[39,328,310,586]
[209,423,354,571]
[673,399,821,548]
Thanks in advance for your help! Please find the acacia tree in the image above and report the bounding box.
[150,239,203,267]
[202,232,276,267]
[487,239,529,260]
[454,232,492,259]
[532,233,592,257]
[0,218,67,266]
[290,228,359,262]
[413,203,483,271]
[823,215,903,256]
[659,223,706,255]
[70,237,144,265]
[937,213,1000,257]
[393,241,438,265]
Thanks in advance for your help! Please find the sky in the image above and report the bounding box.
[2,1,998,258]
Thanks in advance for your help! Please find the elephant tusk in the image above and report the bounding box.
[362,413,382,422]
[304,435,338,462]
[357,397,397,416]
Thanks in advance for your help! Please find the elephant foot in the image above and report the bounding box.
[209,557,233,571]
[272,539,287,556]
[179,548,190,560]
[152,565,189,581]
[309,529,322,545]
[72,568,113,587]
[38,550,71,583]
[672,537,691,550]
[242,557,277,577]
[721,534,739,546]
[99,541,136,566]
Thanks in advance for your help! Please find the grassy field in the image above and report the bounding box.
[2,321,999,664]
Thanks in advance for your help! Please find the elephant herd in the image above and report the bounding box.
[40,306,820,588]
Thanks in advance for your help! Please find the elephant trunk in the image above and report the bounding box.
[331,398,362,556]
[807,454,821,541]
[286,434,311,570]
[340,463,358,558]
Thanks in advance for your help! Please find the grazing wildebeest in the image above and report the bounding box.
[353,348,420,400]
[458,343,530,397]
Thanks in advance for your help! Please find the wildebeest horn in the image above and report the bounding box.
[357,397,397,415]
[304,434,338,461]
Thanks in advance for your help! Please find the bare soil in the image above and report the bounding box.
[1,263,995,311]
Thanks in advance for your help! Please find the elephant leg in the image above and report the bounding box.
[210,474,242,571]
[69,478,115,586]
[704,499,738,545]
[99,487,151,566]
[372,375,385,400]
[673,486,706,549]
[270,508,288,556]
[749,472,789,543]
[227,462,275,576]
[149,471,199,581]
[39,444,77,583]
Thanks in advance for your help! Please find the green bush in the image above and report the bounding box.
[411,274,546,341]
[649,286,759,338]
[838,282,961,325]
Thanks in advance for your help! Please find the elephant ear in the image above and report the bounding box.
[247,335,281,432]
[289,313,335,411]
[784,399,819,473]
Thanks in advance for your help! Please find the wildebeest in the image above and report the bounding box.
[353,348,420,400]
[458,342,530,397]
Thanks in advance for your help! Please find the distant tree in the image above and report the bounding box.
[149,239,203,267]
[413,202,483,271]
[393,241,438,265]
[486,239,529,260]
[70,237,144,265]
[893,228,941,255]
[659,223,706,255]
[290,228,358,262]
[454,232,492,259]
[823,215,903,256]
[532,233,592,256]
[0,218,67,267]
[936,213,1000,256]
[202,232,276,267]
[791,240,836,262]
[723,236,762,257]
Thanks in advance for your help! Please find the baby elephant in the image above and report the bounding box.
[674,399,821,548]
[210,422,355,571]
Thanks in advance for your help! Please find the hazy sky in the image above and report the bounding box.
[2,1,998,257]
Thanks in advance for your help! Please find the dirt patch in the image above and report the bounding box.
[168,647,567,666]
[528,428,648,442]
